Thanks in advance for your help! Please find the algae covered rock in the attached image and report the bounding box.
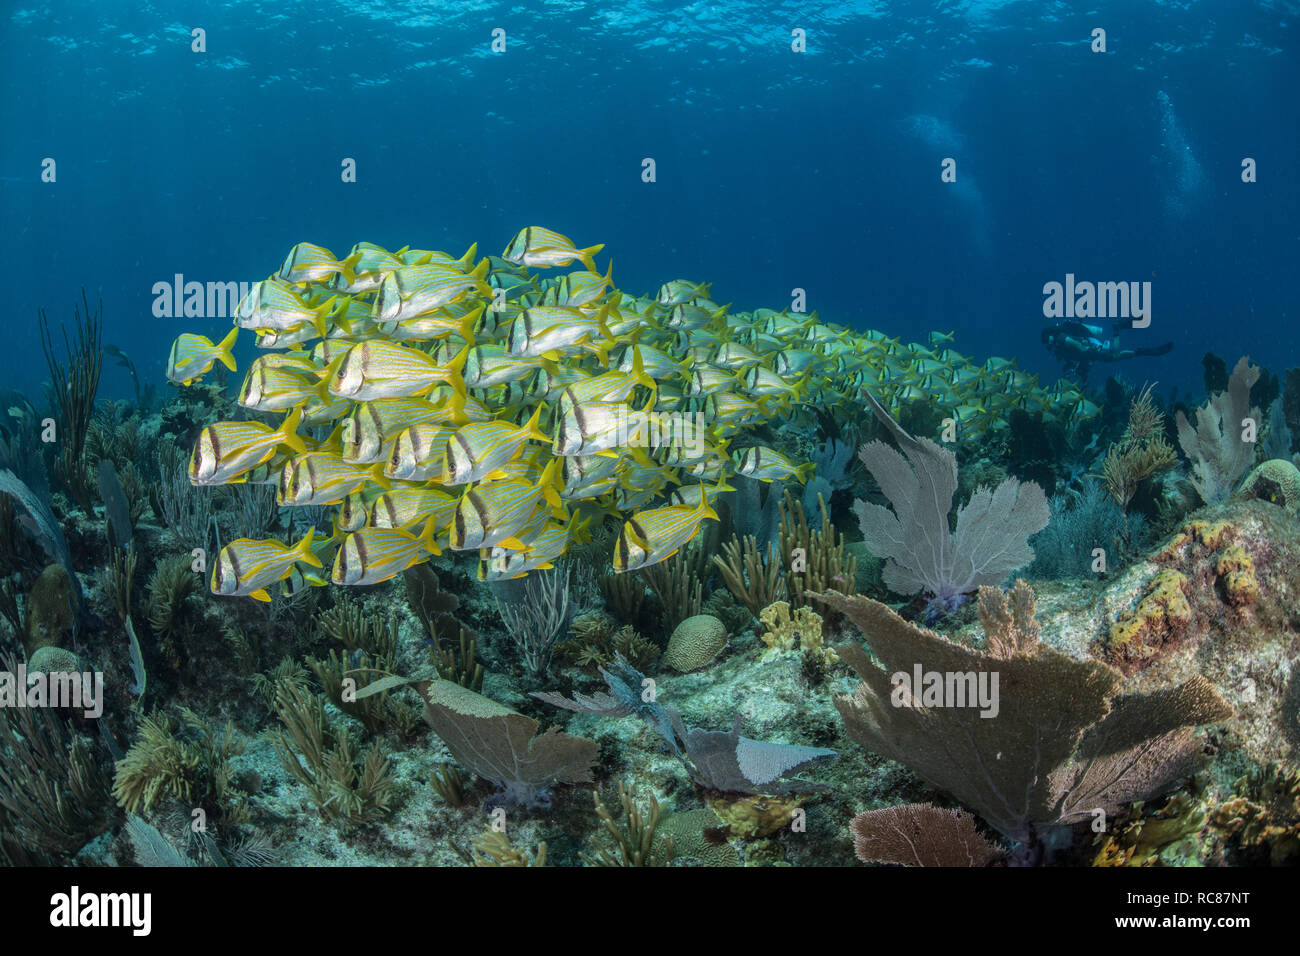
[23,564,77,657]
[663,614,727,672]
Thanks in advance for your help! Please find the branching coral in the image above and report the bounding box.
[712,533,786,619]
[779,489,857,610]
[581,781,676,867]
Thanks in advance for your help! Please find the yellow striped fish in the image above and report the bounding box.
[211,529,323,602]
[341,397,449,464]
[734,446,815,483]
[326,241,406,294]
[443,405,550,485]
[166,328,238,385]
[502,226,604,271]
[237,365,320,412]
[450,460,565,550]
[656,279,712,307]
[236,278,337,337]
[189,408,307,486]
[613,493,719,572]
[332,518,440,585]
[505,305,615,363]
[278,452,388,506]
[555,262,615,306]
[328,340,468,402]
[477,514,587,581]
[278,242,362,287]
[371,261,491,323]
[370,486,458,531]
[385,424,457,481]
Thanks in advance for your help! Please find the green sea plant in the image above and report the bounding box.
[431,764,464,807]
[311,598,419,735]
[1099,383,1178,545]
[111,708,251,827]
[272,682,398,826]
[38,291,102,514]
[639,540,703,632]
[428,627,484,692]
[0,655,113,863]
[144,555,200,668]
[780,488,857,610]
[471,827,547,866]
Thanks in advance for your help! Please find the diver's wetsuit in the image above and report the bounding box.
[1041,319,1173,380]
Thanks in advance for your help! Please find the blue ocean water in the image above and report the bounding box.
[1,1,1295,400]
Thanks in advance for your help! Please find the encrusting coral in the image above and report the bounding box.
[1104,569,1194,672]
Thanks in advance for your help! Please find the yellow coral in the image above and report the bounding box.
[707,793,805,841]
[1215,545,1258,607]
[1157,519,1235,561]
[1092,794,1208,867]
[1107,569,1192,666]
[758,601,839,670]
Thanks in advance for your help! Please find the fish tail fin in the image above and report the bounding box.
[339,251,363,287]
[216,327,239,371]
[631,348,656,393]
[370,464,392,491]
[602,259,614,287]
[278,407,307,454]
[797,462,816,484]
[294,528,324,568]
[522,403,549,444]
[539,458,565,512]
[458,304,483,347]
[460,243,479,270]
[420,515,441,556]
[470,257,491,282]
[310,297,337,338]
[699,488,720,524]
[579,243,605,272]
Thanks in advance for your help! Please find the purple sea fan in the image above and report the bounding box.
[853,394,1049,609]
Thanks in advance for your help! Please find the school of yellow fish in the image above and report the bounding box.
[168,228,1096,601]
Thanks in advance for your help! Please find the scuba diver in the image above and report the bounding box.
[1041,319,1173,380]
